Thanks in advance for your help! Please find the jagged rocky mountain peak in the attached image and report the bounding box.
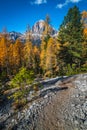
[32,19,57,35]
[32,19,45,34]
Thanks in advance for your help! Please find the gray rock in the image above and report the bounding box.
[84,120,87,125]
[74,120,79,125]
[44,95,48,99]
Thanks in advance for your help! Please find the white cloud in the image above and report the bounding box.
[31,0,47,5]
[57,0,82,9]
[56,3,67,9]
[70,0,81,3]
[57,4,65,9]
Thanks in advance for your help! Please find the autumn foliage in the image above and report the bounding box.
[0,6,87,80]
[0,6,87,109]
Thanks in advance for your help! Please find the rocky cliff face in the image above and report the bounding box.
[32,20,57,35]
[32,20,45,34]
[0,74,87,130]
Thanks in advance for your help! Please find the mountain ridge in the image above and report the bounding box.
[0,20,58,44]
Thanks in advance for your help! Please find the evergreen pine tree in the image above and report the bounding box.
[58,6,83,68]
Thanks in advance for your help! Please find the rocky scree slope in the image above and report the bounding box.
[0,74,87,130]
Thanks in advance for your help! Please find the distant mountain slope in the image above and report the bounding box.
[9,31,22,40]
[9,31,25,42]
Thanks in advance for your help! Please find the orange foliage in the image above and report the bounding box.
[23,41,34,69]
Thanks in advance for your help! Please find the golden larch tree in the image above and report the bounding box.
[40,40,47,74]
[13,39,24,72]
[45,38,59,77]
[33,46,40,74]
[23,41,34,69]
[0,36,10,75]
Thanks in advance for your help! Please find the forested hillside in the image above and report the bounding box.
[0,6,87,109]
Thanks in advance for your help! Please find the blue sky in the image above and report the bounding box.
[0,0,87,33]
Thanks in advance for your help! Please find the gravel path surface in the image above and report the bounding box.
[0,74,87,130]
